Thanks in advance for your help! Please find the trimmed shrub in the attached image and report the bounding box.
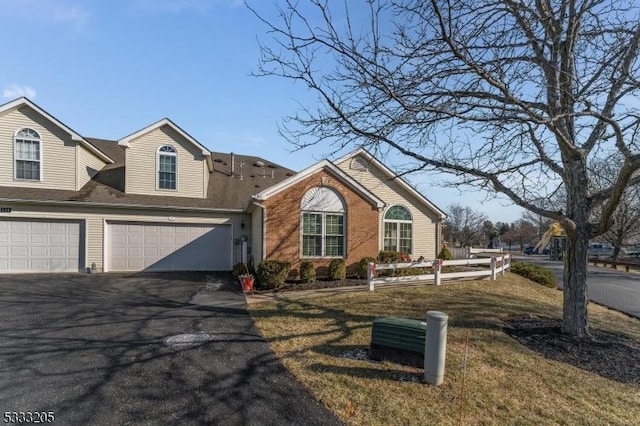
[437,246,454,261]
[328,259,347,280]
[510,262,557,288]
[377,251,402,264]
[232,262,250,277]
[257,260,291,289]
[357,256,376,279]
[299,261,316,284]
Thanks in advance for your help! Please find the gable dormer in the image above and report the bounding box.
[0,97,113,191]
[118,119,213,198]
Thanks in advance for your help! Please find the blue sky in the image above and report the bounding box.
[0,0,523,223]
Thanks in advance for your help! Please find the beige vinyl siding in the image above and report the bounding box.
[251,207,263,263]
[337,155,440,259]
[77,145,107,190]
[203,161,210,197]
[87,217,103,270]
[0,106,77,190]
[0,202,246,272]
[125,125,206,198]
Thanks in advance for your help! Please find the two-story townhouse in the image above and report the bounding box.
[0,97,445,275]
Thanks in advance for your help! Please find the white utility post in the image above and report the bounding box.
[424,310,448,386]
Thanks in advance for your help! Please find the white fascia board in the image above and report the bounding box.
[0,197,244,214]
[118,118,212,157]
[335,148,447,219]
[253,159,384,208]
[0,97,114,164]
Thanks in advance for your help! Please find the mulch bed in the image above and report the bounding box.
[503,314,640,385]
[253,278,366,293]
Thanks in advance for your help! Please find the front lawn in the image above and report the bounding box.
[248,274,640,425]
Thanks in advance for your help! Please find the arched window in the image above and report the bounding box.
[301,187,345,257]
[383,205,413,254]
[15,128,41,180]
[157,145,177,190]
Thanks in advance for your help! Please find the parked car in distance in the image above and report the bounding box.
[624,246,640,257]
[524,247,535,255]
[588,242,614,258]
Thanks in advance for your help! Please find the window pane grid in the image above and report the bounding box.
[383,212,412,254]
[302,212,344,257]
[16,160,40,180]
[15,134,41,180]
[158,153,176,189]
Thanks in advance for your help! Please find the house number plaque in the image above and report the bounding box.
[0,207,11,213]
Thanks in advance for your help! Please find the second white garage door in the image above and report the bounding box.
[108,222,232,272]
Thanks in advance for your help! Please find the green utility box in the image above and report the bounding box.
[369,317,426,367]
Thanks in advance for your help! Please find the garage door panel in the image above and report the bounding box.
[31,246,47,257]
[0,219,83,273]
[11,246,28,257]
[108,222,231,272]
[31,233,48,244]
[11,234,27,244]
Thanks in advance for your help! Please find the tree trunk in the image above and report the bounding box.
[562,155,591,338]
[563,228,590,337]
[612,246,621,262]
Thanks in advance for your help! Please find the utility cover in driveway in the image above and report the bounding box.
[0,219,82,273]
[108,222,232,272]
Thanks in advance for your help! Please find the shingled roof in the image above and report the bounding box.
[0,139,294,212]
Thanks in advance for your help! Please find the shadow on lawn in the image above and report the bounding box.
[251,282,640,386]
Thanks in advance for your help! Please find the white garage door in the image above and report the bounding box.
[108,222,232,272]
[0,219,83,273]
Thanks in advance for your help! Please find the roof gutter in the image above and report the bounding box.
[0,197,245,214]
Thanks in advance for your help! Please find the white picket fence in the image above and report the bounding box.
[366,254,512,291]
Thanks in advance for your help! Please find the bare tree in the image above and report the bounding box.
[521,210,554,243]
[509,219,539,251]
[443,203,488,247]
[250,0,640,337]
[591,158,640,260]
[602,189,640,260]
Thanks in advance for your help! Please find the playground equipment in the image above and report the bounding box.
[533,223,567,261]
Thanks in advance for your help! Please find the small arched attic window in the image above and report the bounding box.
[349,157,368,171]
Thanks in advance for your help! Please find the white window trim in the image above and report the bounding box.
[13,128,43,182]
[156,145,178,191]
[382,205,413,254]
[300,211,346,259]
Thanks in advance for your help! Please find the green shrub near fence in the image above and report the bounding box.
[510,262,557,288]
[328,259,346,280]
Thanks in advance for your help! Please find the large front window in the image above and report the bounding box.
[383,205,413,254]
[15,128,41,180]
[157,145,177,190]
[301,187,346,257]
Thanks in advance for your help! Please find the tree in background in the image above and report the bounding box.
[521,211,555,243]
[510,219,538,251]
[481,220,499,248]
[251,0,640,337]
[443,203,488,247]
[601,189,640,260]
[590,157,640,261]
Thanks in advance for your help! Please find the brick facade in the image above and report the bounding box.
[262,168,379,277]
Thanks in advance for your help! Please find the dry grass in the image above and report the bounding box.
[248,274,640,425]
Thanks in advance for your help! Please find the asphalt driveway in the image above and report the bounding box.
[0,273,342,426]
